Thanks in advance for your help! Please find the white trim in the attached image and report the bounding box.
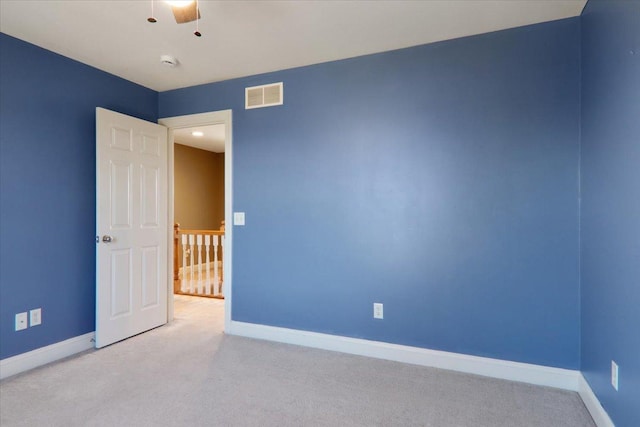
[579,374,615,427]
[227,321,581,391]
[159,110,233,332]
[0,327,610,427]
[166,122,176,322]
[0,332,95,380]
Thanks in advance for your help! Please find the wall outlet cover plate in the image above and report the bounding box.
[233,212,245,226]
[15,312,28,331]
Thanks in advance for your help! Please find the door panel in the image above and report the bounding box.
[110,249,132,317]
[110,161,132,229]
[111,127,133,151]
[141,165,159,227]
[141,246,159,308]
[96,107,168,348]
[142,134,160,156]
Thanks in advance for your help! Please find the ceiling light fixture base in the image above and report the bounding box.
[160,55,179,67]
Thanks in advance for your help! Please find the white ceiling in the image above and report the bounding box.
[0,1,586,92]
[174,124,225,153]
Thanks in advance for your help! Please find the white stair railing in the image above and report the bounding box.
[173,223,225,298]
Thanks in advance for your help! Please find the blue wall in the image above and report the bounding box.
[161,19,581,369]
[580,1,640,425]
[0,34,158,359]
[3,4,637,420]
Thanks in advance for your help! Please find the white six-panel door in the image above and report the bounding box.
[96,107,168,348]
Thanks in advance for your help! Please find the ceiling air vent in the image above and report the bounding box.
[245,82,283,109]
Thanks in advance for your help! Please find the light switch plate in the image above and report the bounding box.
[373,303,384,319]
[30,308,42,326]
[234,212,245,226]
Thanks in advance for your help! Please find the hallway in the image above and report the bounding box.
[174,293,223,323]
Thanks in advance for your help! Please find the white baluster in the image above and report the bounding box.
[189,234,195,293]
[213,235,219,296]
[180,234,188,292]
[204,235,211,295]
[197,234,203,294]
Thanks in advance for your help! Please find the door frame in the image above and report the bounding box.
[159,110,233,331]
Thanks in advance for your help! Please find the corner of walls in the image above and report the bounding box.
[577,3,583,374]
[0,33,158,361]
[579,374,615,427]
[579,0,640,425]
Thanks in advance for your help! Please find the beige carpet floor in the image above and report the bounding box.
[0,295,595,426]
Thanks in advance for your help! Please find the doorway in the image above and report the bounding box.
[159,110,233,332]
[173,126,225,299]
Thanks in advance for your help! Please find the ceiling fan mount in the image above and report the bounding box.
[147,1,201,26]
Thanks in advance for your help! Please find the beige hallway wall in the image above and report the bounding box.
[174,143,224,230]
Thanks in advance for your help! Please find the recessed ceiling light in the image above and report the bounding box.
[165,1,194,7]
[192,131,204,137]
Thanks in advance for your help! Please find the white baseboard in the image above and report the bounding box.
[579,374,615,427]
[227,321,581,391]
[1,324,612,427]
[0,332,95,380]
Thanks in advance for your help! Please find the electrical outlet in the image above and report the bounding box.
[15,312,28,331]
[373,303,384,319]
[611,360,619,391]
[30,308,42,326]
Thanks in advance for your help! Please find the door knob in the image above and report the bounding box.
[102,235,113,243]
